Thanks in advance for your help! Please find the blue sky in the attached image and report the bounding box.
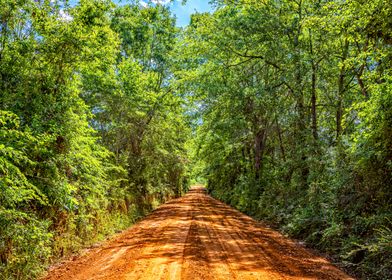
[137,0,214,27]
[169,0,213,27]
[68,0,213,27]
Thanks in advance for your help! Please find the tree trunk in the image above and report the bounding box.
[309,29,318,142]
[276,117,286,162]
[311,63,318,141]
[336,40,349,141]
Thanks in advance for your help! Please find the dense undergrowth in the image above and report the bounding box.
[1,0,391,279]
[0,1,188,279]
[182,1,392,279]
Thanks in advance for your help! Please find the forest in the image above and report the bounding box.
[0,0,391,279]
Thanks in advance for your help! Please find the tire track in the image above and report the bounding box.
[43,186,354,280]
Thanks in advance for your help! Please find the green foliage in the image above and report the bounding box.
[2,0,390,279]
[0,210,53,280]
[180,0,392,279]
[0,111,52,279]
[0,1,189,279]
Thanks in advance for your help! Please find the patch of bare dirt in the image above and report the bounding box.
[42,186,354,280]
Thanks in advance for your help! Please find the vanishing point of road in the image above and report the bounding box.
[43,186,354,280]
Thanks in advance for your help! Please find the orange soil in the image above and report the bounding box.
[42,186,354,280]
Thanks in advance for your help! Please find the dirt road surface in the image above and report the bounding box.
[43,186,354,280]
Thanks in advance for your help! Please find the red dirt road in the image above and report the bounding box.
[43,186,354,280]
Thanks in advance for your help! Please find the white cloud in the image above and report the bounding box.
[140,1,148,8]
[151,0,171,5]
[59,9,73,22]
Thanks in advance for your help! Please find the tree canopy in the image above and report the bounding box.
[0,0,391,279]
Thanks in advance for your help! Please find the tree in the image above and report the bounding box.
[179,0,392,278]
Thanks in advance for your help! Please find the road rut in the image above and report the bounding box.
[43,186,354,280]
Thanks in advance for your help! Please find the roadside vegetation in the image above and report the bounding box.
[183,1,392,279]
[0,1,189,279]
[0,0,391,279]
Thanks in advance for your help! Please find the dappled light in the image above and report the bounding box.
[1,0,391,279]
[43,187,352,280]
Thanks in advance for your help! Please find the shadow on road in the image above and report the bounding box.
[43,186,353,280]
